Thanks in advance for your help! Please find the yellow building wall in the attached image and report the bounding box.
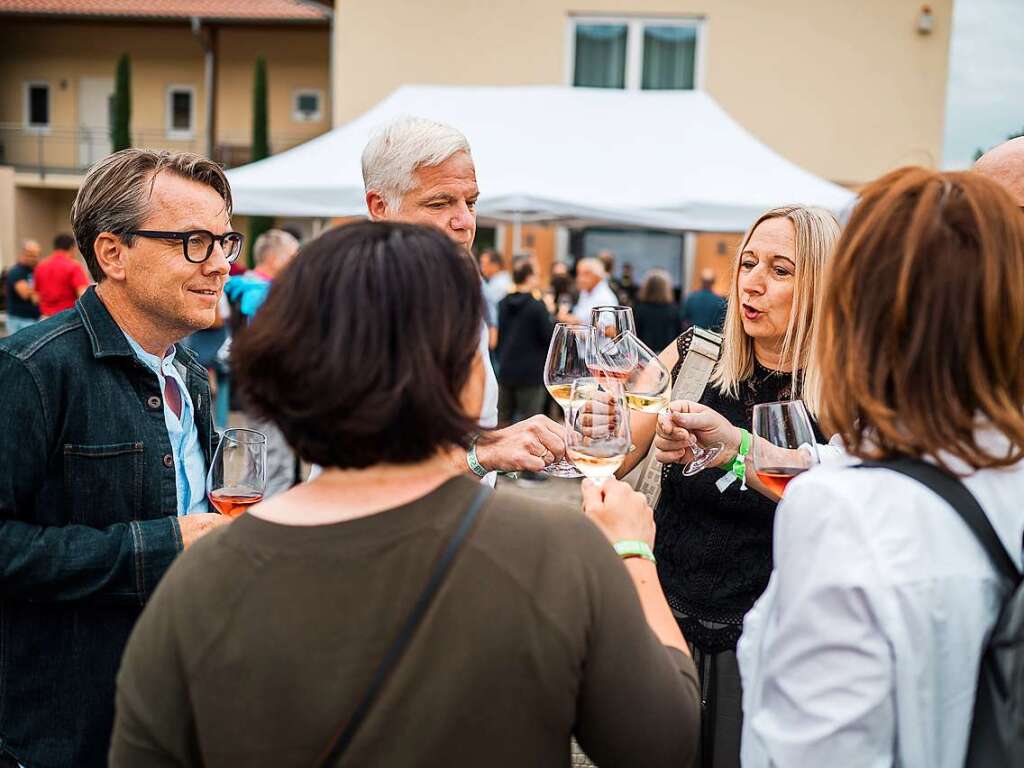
[693,231,742,293]
[333,0,951,185]
[0,20,330,168]
[13,186,78,263]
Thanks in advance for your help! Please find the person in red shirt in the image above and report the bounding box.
[34,233,90,317]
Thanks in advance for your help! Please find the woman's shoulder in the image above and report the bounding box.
[780,460,1024,583]
[476,484,617,574]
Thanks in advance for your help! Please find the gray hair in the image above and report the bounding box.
[253,229,299,265]
[71,149,232,282]
[576,257,606,279]
[361,116,472,212]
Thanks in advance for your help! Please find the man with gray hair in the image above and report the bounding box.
[975,135,1024,207]
[560,256,619,326]
[362,116,565,476]
[0,149,235,766]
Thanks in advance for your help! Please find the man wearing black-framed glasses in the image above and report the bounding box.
[0,149,235,768]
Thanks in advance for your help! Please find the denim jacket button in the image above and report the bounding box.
[147,396,162,410]
[162,454,174,468]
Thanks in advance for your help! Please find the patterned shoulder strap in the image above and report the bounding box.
[632,327,723,509]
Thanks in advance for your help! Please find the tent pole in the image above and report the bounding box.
[512,213,522,254]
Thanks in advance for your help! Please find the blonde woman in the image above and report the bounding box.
[618,205,839,768]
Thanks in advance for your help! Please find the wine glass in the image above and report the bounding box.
[751,400,819,496]
[590,305,635,342]
[565,377,631,486]
[207,428,267,517]
[542,323,596,478]
[599,332,672,413]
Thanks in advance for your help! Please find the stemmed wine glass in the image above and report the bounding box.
[590,305,635,342]
[751,400,819,496]
[207,428,267,517]
[599,332,672,413]
[564,377,631,486]
[599,331,721,476]
[542,323,597,478]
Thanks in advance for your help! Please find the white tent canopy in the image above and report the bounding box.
[227,85,854,232]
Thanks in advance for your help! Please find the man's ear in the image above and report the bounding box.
[92,232,127,282]
[365,190,390,221]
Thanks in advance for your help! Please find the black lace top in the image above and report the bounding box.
[654,330,823,653]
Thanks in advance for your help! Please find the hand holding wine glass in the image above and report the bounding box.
[654,401,730,474]
[565,378,631,486]
[207,428,267,517]
[543,324,597,478]
[751,400,819,496]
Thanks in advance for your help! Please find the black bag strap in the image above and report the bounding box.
[858,458,1021,585]
[317,484,491,767]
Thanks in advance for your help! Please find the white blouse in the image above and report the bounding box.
[738,437,1024,768]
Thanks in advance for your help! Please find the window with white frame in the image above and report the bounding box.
[569,16,701,91]
[166,86,195,138]
[292,89,323,122]
[24,82,51,130]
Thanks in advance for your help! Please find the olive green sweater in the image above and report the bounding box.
[111,476,699,767]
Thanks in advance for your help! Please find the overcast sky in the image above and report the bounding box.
[943,0,1024,168]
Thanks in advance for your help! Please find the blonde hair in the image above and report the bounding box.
[709,205,839,414]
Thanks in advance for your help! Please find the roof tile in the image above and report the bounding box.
[0,0,330,22]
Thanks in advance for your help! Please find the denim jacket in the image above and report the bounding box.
[0,287,216,768]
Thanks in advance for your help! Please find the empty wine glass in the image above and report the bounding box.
[207,428,267,517]
[565,377,631,486]
[751,400,819,496]
[542,323,597,478]
[590,305,635,342]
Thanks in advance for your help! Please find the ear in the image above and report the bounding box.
[92,232,128,282]
[365,190,390,221]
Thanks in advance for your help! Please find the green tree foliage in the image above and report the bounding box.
[248,57,273,267]
[111,54,131,152]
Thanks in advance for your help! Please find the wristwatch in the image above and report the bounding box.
[467,435,489,478]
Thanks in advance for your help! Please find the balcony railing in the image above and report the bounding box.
[0,123,315,176]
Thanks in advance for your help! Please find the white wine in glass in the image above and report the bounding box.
[599,332,672,414]
[565,378,631,485]
[542,324,597,478]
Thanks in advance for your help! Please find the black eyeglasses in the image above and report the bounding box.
[128,230,245,264]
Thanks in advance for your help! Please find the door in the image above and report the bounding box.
[78,77,114,168]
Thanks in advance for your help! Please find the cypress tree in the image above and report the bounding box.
[111,54,131,152]
[248,56,273,267]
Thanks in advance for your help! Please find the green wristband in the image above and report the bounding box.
[613,540,656,564]
[731,428,752,487]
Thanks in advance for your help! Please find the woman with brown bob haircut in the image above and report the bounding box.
[738,168,1024,768]
[110,221,701,767]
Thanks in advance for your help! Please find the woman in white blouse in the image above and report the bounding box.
[738,166,1024,768]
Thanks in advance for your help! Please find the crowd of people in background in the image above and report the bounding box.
[0,119,1022,768]
[479,242,729,460]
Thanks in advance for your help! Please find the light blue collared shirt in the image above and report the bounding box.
[124,333,208,516]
